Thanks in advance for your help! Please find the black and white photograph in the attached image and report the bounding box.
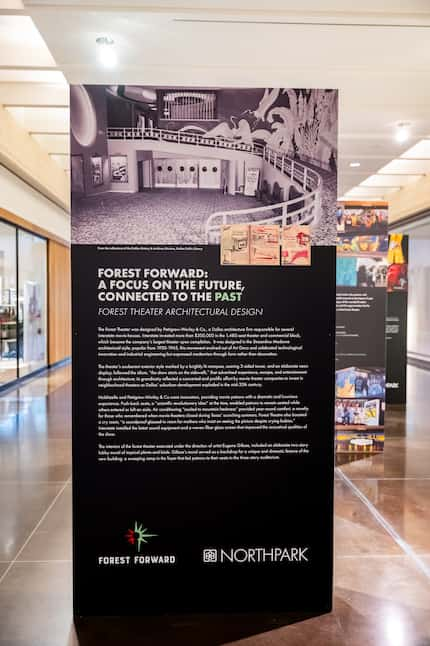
[70,85,338,246]
[90,155,103,187]
[110,154,128,183]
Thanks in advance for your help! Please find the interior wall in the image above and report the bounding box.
[0,165,70,242]
[261,158,293,198]
[48,240,71,365]
[71,85,110,197]
[107,140,259,193]
[107,93,134,128]
[106,140,140,192]
[407,237,430,364]
[158,88,263,132]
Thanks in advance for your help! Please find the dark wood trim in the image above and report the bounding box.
[47,239,71,365]
[0,206,69,247]
[47,237,51,370]
[48,357,71,370]
[339,201,389,208]
[389,208,430,231]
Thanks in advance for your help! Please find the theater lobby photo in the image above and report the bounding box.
[70,85,337,245]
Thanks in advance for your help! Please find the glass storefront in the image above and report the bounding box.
[18,230,47,377]
[0,219,47,387]
[0,221,18,385]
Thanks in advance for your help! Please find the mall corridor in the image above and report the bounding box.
[0,364,429,645]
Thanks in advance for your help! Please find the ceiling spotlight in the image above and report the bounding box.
[395,122,411,144]
[96,36,117,68]
[349,162,361,168]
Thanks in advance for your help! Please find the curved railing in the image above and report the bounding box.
[205,146,322,244]
[107,127,264,155]
[107,127,322,243]
[205,194,319,244]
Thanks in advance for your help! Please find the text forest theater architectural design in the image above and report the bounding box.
[71,85,338,616]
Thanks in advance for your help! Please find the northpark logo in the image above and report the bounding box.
[203,546,309,564]
[125,522,157,552]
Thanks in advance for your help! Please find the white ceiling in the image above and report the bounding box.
[1,1,430,205]
[0,5,69,175]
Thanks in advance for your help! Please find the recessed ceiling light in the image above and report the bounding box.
[395,122,411,144]
[349,162,361,168]
[96,36,117,68]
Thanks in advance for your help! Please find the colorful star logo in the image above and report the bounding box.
[125,522,157,552]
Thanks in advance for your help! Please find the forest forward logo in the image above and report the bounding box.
[97,522,174,567]
[125,521,157,552]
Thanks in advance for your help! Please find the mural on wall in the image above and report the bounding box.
[205,88,338,170]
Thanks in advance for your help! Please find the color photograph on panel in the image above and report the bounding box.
[387,233,408,292]
[386,234,409,404]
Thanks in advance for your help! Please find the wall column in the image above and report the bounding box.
[227,160,236,195]
[48,240,71,365]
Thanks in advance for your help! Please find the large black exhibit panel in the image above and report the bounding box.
[71,85,338,616]
[335,202,389,454]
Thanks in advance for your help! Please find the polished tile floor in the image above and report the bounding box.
[71,181,336,247]
[0,364,430,645]
[72,190,272,245]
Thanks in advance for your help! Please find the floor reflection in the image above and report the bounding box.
[0,363,429,645]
